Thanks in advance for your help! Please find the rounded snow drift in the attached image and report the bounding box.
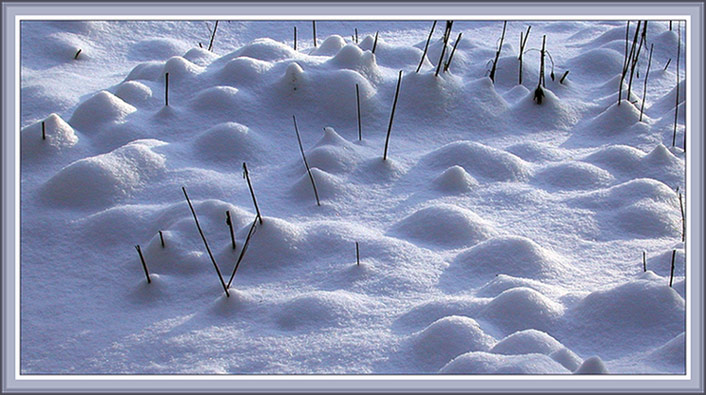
[453,235,566,279]
[439,351,569,374]
[423,141,530,182]
[481,287,564,335]
[410,316,496,371]
[433,165,478,193]
[193,122,263,163]
[115,80,153,106]
[69,90,137,131]
[490,329,563,356]
[574,356,608,374]
[533,161,614,190]
[275,291,360,330]
[21,114,78,157]
[393,204,496,249]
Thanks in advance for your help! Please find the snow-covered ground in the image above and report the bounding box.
[20,20,686,374]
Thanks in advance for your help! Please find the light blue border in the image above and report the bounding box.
[2,1,703,393]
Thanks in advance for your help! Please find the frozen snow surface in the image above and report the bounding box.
[20,20,686,374]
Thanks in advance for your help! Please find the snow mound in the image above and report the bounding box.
[305,145,359,174]
[476,274,560,298]
[239,217,306,270]
[277,62,306,92]
[69,90,137,131]
[21,114,78,157]
[392,204,496,248]
[584,100,641,136]
[183,47,219,66]
[275,290,365,330]
[312,35,347,56]
[453,236,567,279]
[648,80,686,117]
[327,44,377,74]
[566,280,685,357]
[584,145,644,172]
[489,329,562,356]
[125,61,164,81]
[506,141,566,163]
[410,316,496,370]
[41,139,167,208]
[510,87,577,132]
[533,161,614,190]
[423,141,530,182]
[217,56,272,86]
[566,48,623,81]
[290,167,347,201]
[114,81,153,106]
[549,348,583,372]
[643,144,681,167]
[440,351,569,374]
[140,230,206,275]
[394,297,485,331]
[234,38,296,62]
[646,332,685,369]
[646,249,685,277]
[162,56,203,79]
[191,86,241,112]
[129,38,189,61]
[193,122,263,163]
[569,178,677,209]
[612,199,680,238]
[574,356,608,374]
[481,287,564,335]
[433,165,478,193]
[503,85,531,105]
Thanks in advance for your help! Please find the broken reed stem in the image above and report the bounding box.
[165,72,169,107]
[294,26,297,50]
[416,20,437,73]
[663,58,671,71]
[444,32,462,72]
[355,84,362,141]
[41,121,46,140]
[518,25,531,84]
[383,70,403,161]
[639,43,654,122]
[489,21,507,83]
[226,210,236,250]
[292,115,321,206]
[74,49,82,60]
[226,214,259,288]
[159,230,165,248]
[626,21,646,104]
[313,21,317,48]
[135,244,151,284]
[619,21,641,105]
[642,251,647,272]
[355,28,358,43]
[356,242,360,266]
[533,35,546,104]
[242,162,263,224]
[669,249,676,287]
[540,35,546,87]
[372,31,379,53]
[182,187,229,297]
[208,20,219,52]
[435,21,453,77]
[673,21,681,147]
[679,192,685,242]
[559,70,570,84]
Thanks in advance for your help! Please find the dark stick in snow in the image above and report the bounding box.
[673,21,681,147]
[165,72,169,107]
[356,84,362,141]
[313,21,317,48]
[226,210,236,250]
[518,25,531,84]
[208,21,219,52]
[159,230,165,248]
[293,115,321,206]
[182,186,230,297]
[663,58,671,71]
[642,251,646,272]
[41,121,45,140]
[559,70,570,84]
[383,70,403,161]
[639,43,654,122]
[444,32,462,72]
[74,49,82,60]
[355,28,358,43]
[135,244,151,284]
[669,249,676,287]
[679,192,685,242]
[243,162,263,224]
[372,31,379,53]
[533,35,546,104]
[416,20,437,73]
[294,26,297,50]
[356,242,360,266]
[489,21,507,83]
[227,215,259,288]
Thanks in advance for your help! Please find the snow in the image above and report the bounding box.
[20,19,686,375]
